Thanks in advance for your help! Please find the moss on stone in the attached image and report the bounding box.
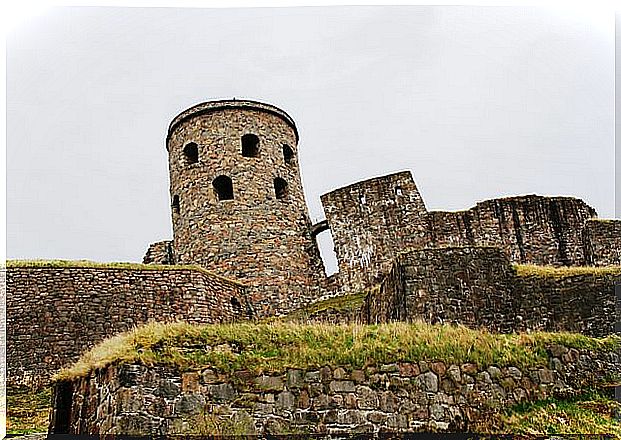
[7,385,51,434]
[281,293,366,321]
[55,321,620,382]
[497,391,621,436]
[6,259,245,286]
[515,264,621,278]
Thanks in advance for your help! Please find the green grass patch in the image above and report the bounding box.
[55,321,620,381]
[6,259,244,286]
[515,264,621,278]
[499,391,621,436]
[7,385,51,434]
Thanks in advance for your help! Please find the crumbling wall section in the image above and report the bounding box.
[428,196,597,267]
[143,240,175,265]
[321,171,428,293]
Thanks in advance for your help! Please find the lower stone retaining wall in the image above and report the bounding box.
[363,247,621,336]
[7,265,251,387]
[52,347,620,435]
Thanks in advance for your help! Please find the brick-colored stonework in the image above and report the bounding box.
[363,247,621,337]
[7,265,251,387]
[166,100,323,317]
[51,348,620,435]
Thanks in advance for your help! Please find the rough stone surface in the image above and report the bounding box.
[7,266,250,387]
[53,349,621,436]
[363,246,621,337]
[583,219,621,266]
[166,100,325,317]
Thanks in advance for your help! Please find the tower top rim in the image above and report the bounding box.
[167,99,299,145]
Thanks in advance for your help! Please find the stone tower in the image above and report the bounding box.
[166,99,323,316]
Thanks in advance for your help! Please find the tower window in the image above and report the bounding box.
[183,142,199,164]
[395,186,403,196]
[283,144,294,164]
[172,195,180,214]
[360,195,367,205]
[241,134,259,157]
[213,175,234,201]
[274,177,288,200]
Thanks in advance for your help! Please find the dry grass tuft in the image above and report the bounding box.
[515,264,621,278]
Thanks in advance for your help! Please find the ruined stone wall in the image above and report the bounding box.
[428,196,597,266]
[167,100,324,317]
[583,219,621,266]
[53,348,620,436]
[7,265,251,387]
[143,240,175,265]
[321,171,428,293]
[364,247,621,337]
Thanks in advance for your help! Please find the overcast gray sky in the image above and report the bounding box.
[7,6,615,273]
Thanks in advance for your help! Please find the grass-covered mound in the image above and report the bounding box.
[56,321,620,381]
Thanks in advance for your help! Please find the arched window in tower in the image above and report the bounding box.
[274,177,288,200]
[213,175,234,201]
[283,144,294,164]
[241,134,259,157]
[172,195,180,214]
[183,142,199,164]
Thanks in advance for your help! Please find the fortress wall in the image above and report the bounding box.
[583,219,621,266]
[7,265,251,387]
[428,196,597,266]
[321,171,429,293]
[54,350,621,435]
[364,247,620,337]
[143,240,175,265]
[514,271,620,337]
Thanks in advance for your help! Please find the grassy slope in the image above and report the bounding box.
[56,321,619,381]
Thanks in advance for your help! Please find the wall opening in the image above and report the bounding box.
[230,297,241,309]
[316,229,339,276]
[360,195,367,205]
[396,186,403,196]
[183,142,199,164]
[241,134,259,157]
[172,195,180,214]
[274,177,288,199]
[283,144,295,164]
[51,381,73,434]
[213,175,234,201]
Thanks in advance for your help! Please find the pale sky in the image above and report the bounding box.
[6,5,615,274]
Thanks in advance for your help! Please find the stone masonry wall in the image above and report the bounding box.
[167,100,324,317]
[364,247,621,337]
[53,348,621,435]
[7,266,251,387]
[583,219,621,266]
[427,195,597,266]
[143,240,175,265]
[321,171,429,294]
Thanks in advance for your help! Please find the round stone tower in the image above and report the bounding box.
[166,99,323,316]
